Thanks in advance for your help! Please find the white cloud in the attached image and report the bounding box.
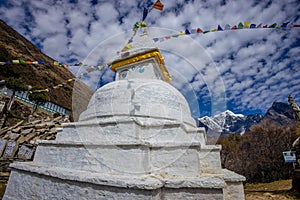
[0,0,299,117]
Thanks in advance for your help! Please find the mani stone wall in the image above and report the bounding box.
[0,115,66,184]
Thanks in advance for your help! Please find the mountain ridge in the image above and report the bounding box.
[198,102,295,136]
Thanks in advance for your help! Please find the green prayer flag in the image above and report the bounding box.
[238,22,243,29]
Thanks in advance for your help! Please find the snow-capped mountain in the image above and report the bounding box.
[198,110,263,135]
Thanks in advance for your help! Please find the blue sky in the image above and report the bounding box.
[0,0,299,118]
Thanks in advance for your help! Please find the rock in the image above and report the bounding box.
[46,135,56,140]
[25,132,37,143]
[17,145,34,160]
[17,135,25,144]
[0,139,7,157]
[3,134,9,140]
[30,120,41,125]
[27,115,35,122]
[2,141,18,158]
[53,116,63,122]
[35,123,46,129]
[49,127,57,133]
[21,128,34,136]
[0,127,9,136]
[20,124,35,129]
[8,132,20,140]
[45,122,55,128]
[11,127,21,133]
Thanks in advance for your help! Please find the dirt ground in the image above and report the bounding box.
[245,179,299,200]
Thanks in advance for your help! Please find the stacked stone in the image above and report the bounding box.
[0,115,66,182]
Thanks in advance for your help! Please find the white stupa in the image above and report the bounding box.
[4,31,245,200]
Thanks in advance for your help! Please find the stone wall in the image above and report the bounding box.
[0,115,67,184]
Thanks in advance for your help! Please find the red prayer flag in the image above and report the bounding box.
[196,28,203,33]
[152,0,164,11]
[231,25,238,30]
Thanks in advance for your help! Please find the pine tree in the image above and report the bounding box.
[28,86,50,114]
[5,77,27,111]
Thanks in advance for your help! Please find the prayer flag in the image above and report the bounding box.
[281,22,289,28]
[153,38,159,42]
[217,25,223,31]
[268,23,277,28]
[211,28,217,32]
[185,29,191,34]
[231,25,238,30]
[6,61,12,64]
[262,24,268,28]
[32,61,38,64]
[38,60,44,64]
[244,22,251,28]
[142,7,148,21]
[124,43,133,50]
[238,22,243,29]
[250,24,256,28]
[256,23,262,28]
[98,65,104,70]
[190,29,196,34]
[179,31,185,35]
[224,24,230,30]
[293,24,300,27]
[26,61,33,64]
[20,60,26,64]
[196,28,203,33]
[54,61,59,65]
[0,62,6,65]
[203,30,210,34]
[12,60,19,64]
[152,0,164,11]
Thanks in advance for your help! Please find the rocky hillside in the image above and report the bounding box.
[259,102,296,127]
[0,19,93,120]
[0,101,67,196]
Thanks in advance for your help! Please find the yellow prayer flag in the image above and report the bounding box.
[12,60,19,64]
[54,61,59,65]
[244,22,251,28]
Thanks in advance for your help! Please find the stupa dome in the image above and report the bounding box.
[79,78,196,127]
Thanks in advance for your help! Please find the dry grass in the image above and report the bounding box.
[245,179,300,200]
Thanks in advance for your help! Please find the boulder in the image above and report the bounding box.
[21,128,34,136]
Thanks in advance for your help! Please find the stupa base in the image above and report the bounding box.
[4,162,244,200]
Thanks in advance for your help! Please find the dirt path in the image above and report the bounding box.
[245,179,299,200]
